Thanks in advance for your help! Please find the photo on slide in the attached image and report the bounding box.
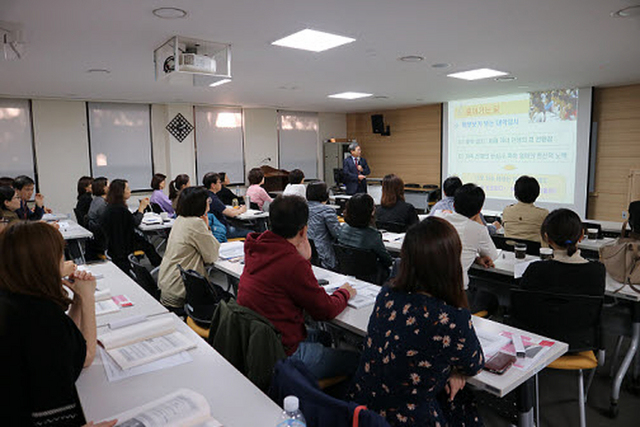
[529,89,578,123]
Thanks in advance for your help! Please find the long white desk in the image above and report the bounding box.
[139,218,174,232]
[212,243,568,426]
[78,313,283,427]
[58,219,93,241]
[82,261,168,327]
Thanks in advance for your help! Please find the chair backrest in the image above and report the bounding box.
[128,253,160,300]
[73,207,86,228]
[178,265,230,325]
[150,202,163,214]
[333,243,379,284]
[427,188,442,204]
[510,289,603,352]
[249,202,260,211]
[308,239,321,267]
[404,183,420,188]
[333,168,344,185]
[422,184,438,189]
[375,220,407,233]
[582,222,603,240]
[269,358,391,427]
[491,235,541,256]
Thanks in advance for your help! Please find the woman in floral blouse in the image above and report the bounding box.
[349,217,485,426]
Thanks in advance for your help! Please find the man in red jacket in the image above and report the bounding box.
[237,195,358,379]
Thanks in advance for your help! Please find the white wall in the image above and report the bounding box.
[31,100,90,215]
[6,98,344,214]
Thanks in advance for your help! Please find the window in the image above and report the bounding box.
[0,99,35,179]
[194,106,244,184]
[88,102,153,191]
[278,111,318,179]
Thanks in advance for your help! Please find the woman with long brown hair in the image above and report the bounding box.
[0,221,116,427]
[349,217,484,427]
[375,174,418,232]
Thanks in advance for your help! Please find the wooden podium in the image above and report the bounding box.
[260,165,289,193]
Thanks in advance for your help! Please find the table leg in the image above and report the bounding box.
[610,321,640,417]
[517,377,535,427]
[71,239,86,265]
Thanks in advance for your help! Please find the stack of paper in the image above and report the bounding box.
[98,317,196,370]
[96,299,120,316]
[381,232,404,242]
[219,241,245,260]
[476,329,512,359]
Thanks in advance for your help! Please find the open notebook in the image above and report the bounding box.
[99,317,196,370]
[111,389,222,427]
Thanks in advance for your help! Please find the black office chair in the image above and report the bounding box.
[491,235,541,256]
[150,202,163,214]
[309,239,321,267]
[422,184,439,189]
[405,183,421,188]
[73,207,87,228]
[375,220,407,233]
[179,265,232,329]
[333,243,381,285]
[128,253,161,300]
[510,289,604,427]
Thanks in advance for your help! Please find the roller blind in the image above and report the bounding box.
[278,111,318,179]
[0,99,35,179]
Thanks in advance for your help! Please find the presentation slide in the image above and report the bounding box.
[443,88,592,217]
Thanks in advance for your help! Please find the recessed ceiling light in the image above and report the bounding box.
[611,5,640,17]
[86,68,110,74]
[399,55,424,62]
[495,75,517,82]
[431,63,451,69]
[447,68,508,81]
[152,7,188,19]
[272,29,355,52]
[209,79,231,87]
[328,92,373,100]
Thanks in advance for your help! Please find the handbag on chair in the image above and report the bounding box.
[599,221,640,292]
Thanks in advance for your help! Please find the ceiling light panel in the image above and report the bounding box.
[447,68,508,81]
[328,92,372,100]
[272,29,355,52]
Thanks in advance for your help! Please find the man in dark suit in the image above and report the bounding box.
[342,142,370,195]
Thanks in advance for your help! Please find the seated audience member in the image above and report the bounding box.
[520,209,605,296]
[349,217,485,427]
[0,176,14,187]
[502,175,549,242]
[306,182,341,269]
[169,173,190,210]
[375,174,418,231]
[159,186,221,311]
[149,173,175,215]
[628,200,640,234]
[101,179,161,273]
[203,172,251,239]
[338,193,394,275]
[429,176,462,215]
[216,172,241,206]
[283,169,306,199]
[75,176,93,227]
[14,175,48,220]
[436,184,498,289]
[237,196,358,378]
[86,177,109,229]
[431,176,500,235]
[0,186,21,224]
[0,221,117,427]
[245,168,273,210]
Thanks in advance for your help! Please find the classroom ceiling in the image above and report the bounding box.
[1,0,640,112]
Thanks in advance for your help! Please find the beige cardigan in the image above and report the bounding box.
[158,216,220,308]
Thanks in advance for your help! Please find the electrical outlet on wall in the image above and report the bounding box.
[622,211,628,220]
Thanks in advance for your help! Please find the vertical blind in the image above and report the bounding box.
[278,111,318,179]
[194,106,244,184]
[0,99,35,179]
[88,102,153,191]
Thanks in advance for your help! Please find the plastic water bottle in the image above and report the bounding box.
[277,396,306,427]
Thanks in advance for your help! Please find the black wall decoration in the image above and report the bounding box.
[166,113,194,143]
